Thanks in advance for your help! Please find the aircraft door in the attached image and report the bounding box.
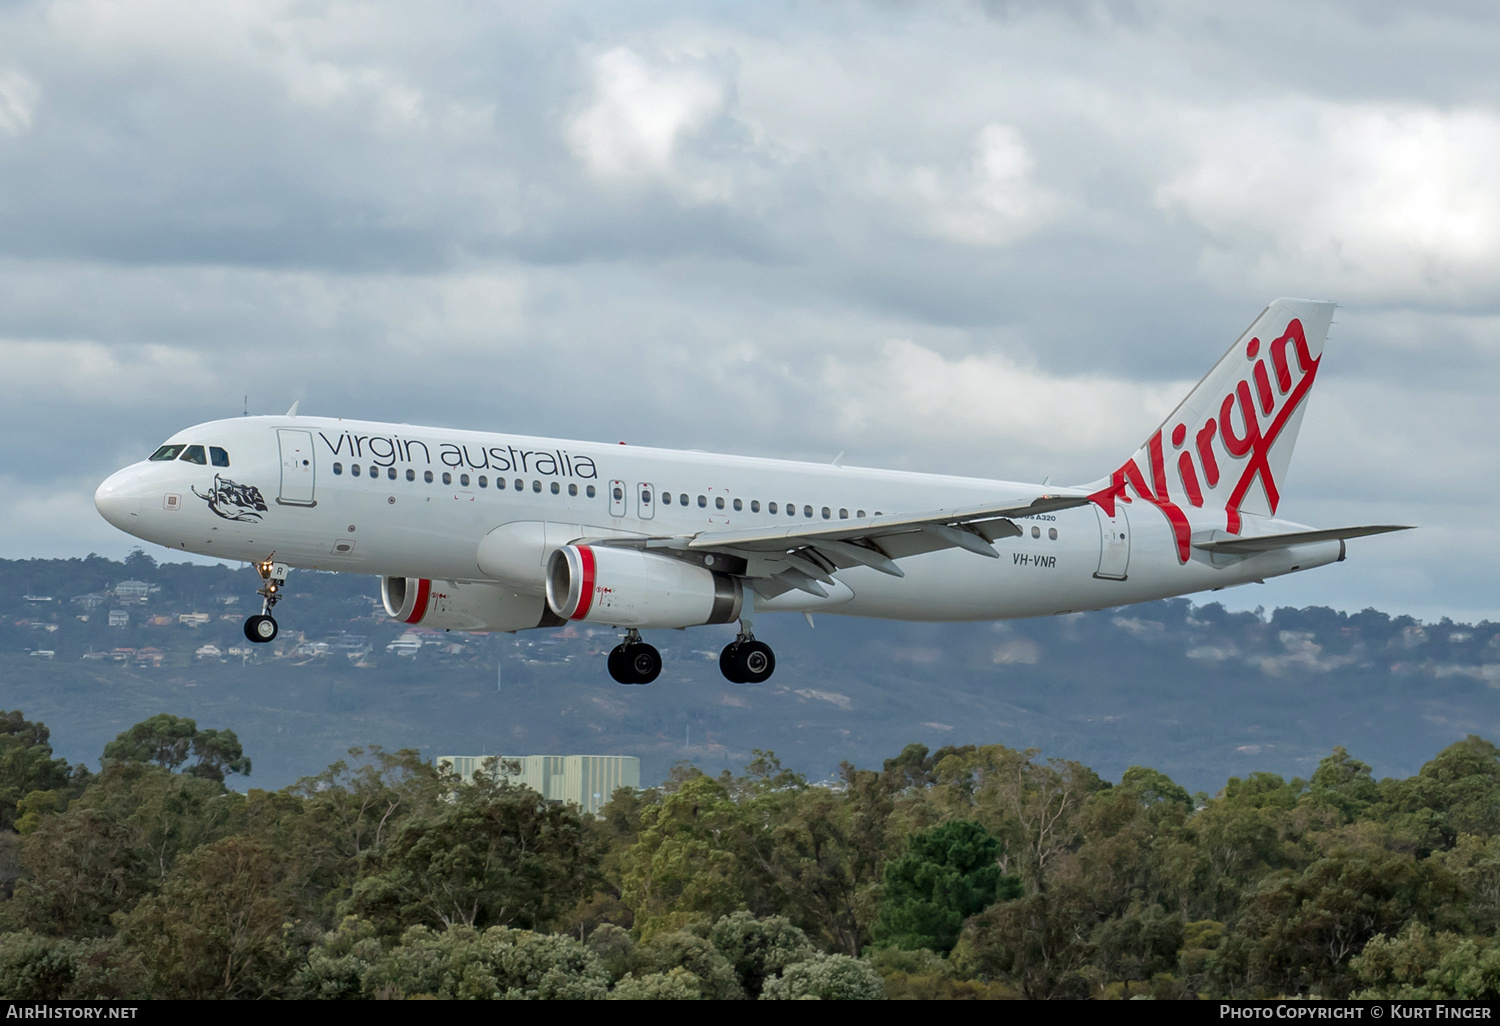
[638,483,655,520]
[1093,505,1130,580]
[276,429,317,507]
[608,480,627,518]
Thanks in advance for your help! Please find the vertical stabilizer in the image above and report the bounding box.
[1085,298,1336,562]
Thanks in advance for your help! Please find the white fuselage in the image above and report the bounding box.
[94,414,1342,626]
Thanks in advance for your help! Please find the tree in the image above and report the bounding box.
[1353,923,1500,1000]
[707,911,815,998]
[873,820,1018,954]
[759,953,885,1000]
[116,836,301,999]
[620,774,761,938]
[0,711,85,832]
[960,885,1096,999]
[102,714,250,783]
[1305,747,1380,823]
[11,809,151,938]
[354,925,609,999]
[346,777,597,934]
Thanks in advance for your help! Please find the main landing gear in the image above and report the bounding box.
[242,557,289,645]
[603,603,777,686]
[608,629,662,685]
[720,631,776,684]
[719,598,775,684]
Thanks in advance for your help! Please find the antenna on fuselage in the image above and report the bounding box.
[243,396,248,417]
[286,401,300,417]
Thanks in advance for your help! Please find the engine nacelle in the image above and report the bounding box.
[546,545,742,629]
[381,577,562,632]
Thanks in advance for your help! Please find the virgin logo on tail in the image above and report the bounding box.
[1090,317,1321,563]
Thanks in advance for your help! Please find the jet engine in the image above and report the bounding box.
[546,544,742,629]
[380,576,562,632]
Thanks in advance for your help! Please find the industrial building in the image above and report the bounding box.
[437,754,640,815]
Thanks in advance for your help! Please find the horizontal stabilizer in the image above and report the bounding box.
[1193,524,1413,554]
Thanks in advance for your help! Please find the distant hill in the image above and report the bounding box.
[2,553,1495,793]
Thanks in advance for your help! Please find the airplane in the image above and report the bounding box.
[94,298,1409,685]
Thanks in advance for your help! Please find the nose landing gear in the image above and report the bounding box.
[242,557,289,645]
[607,629,662,685]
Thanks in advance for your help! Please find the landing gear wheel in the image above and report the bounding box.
[607,642,662,685]
[627,643,662,685]
[720,643,747,684]
[733,640,775,683]
[244,614,278,644]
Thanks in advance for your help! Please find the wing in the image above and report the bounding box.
[582,493,1093,599]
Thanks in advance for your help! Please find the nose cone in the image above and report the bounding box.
[95,469,144,532]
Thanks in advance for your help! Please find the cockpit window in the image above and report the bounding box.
[149,444,186,462]
[209,446,230,468]
[179,445,207,465]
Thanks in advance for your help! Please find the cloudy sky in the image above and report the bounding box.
[2,0,1494,622]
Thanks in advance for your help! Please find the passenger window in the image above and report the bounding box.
[680,494,688,506]
[586,485,596,498]
[1049,528,1058,540]
[662,492,672,504]
[803,505,813,518]
[478,475,487,488]
[568,483,577,496]
[210,446,230,468]
[787,504,796,517]
[532,481,541,493]
[387,467,396,480]
[552,482,560,495]
[698,495,707,508]
[640,487,649,503]
[715,497,724,510]
[370,466,379,478]
[613,485,624,501]
[515,479,523,491]
[149,444,186,462]
[333,463,343,475]
[768,502,778,514]
[857,510,867,518]
[352,464,362,477]
[821,507,831,519]
[424,471,434,483]
[1031,526,1040,538]
[496,477,505,489]
[179,445,207,465]
[733,498,742,511]
[460,474,470,487]
[752,500,761,513]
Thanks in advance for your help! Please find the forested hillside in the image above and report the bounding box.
[0,710,1498,999]
[2,554,1496,792]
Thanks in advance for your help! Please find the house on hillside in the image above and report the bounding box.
[114,581,150,602]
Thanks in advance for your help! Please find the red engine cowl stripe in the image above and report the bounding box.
[404,578,432,624]
[572,546,596,620]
